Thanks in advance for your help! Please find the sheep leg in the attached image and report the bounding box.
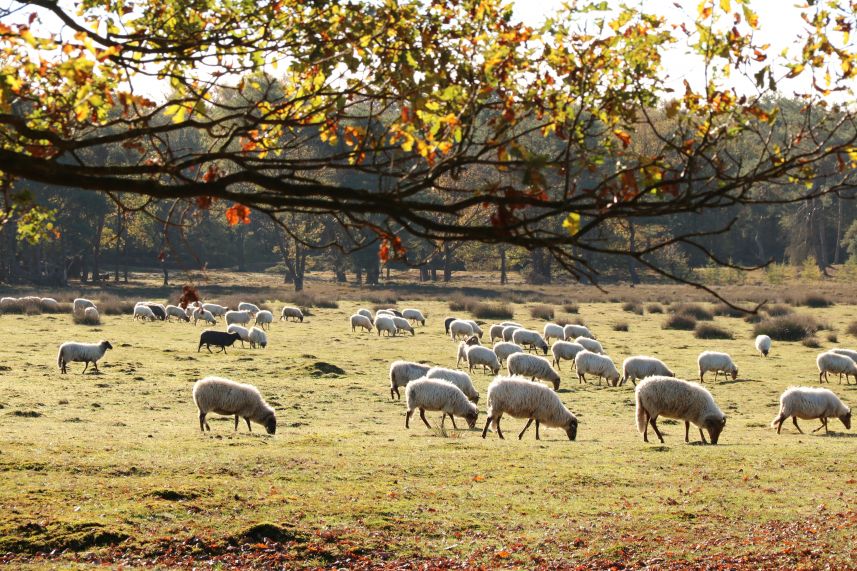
[774,415,785,434]
[698,428,707,444]
[234,415,239,431]
[554,359,560,370]
[792,417,803,434]
[206,345,213,354]
[450,415,458,430]
[812,418,828,434]
[419,408,431,429]
[577,372,585,384]
[82,361,89,374]
[699,371,704,383]
[535,420,541,440]
[685,421,690,443]
[495,417,505,439]
[518,418,534,440]
[642,409,650,442]
[92,361,99,372]
[481,417,492,438]
[245,417,252,432]
[405,409,413,428]
[650,417,665,443]
[199,411,207,432]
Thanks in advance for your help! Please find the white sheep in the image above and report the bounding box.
[40,297,60,311]
[481,376,578,441]
[466,320,483,339]
[202,303,228,317]
[192,376,276,434]
[225,310,252,326]
[456,342,501,374]
[405,378,479,430]
[248,326,268,349]
[254,310,274,330]
[816,351,857,384]
[563,324,595,340]
[357,308,374,320]
[425,366,479,403]
[574,336,603,354]
[165,305,190,322]
[350,314,373,333]
[238,302,260,315]
[493,341,524,367]
[133,304,156,321]
[621,356,674,386]
[507,353,561,390]
[83,306,100,322]
[193,308,217,326]
[511,329,549,355]
[574,350,620,385]
[697,351,738,383]
[376,309,395,317]
[402,308,426,326]
[771,386,851,435]
[499,321,522,327]
[389,360,431,399]
[392,316,415,336]
[754,334,772,357]
[543,323,565,343]
[501,325,522,342]
[280,306,304,322]
[635,376,727,444]
[449,319,475,341]
[374,315,398,337]
[227,324,252,348]
[57,340,113,374]
[0,296,17,306]
[551,341,585,371]
[831,349,857,382]
[73,298,95,314]
[489,324,506,342]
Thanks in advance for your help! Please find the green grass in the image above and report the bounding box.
[1,296,856,568]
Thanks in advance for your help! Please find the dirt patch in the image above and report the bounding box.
[149,489,199,501]
[0,521,129,553]
[0,365,11,371]
[309,362,345,377]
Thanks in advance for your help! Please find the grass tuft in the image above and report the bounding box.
[670,303,713,321]
[662,314,697,330]
[529,304,555,320]
[794,293,833,308]
[694,323,733,339]
[471,302,514,320]
[613,322,629,332]
[754,314,828,341]
[646,303,664,314]
[621,302,644,315]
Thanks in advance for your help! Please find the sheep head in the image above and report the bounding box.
[464,410,478,429]
[565,417,578,441]
[840,410,852,430]
[264,413,277,435]
[705,415,727,444]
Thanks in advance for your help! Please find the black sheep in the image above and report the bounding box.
[444,316,457,334]
[145,303,166,321]
[198,331,242,353]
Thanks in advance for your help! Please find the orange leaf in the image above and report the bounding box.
[472,475,485,482]
[378,239,390,263]
[613,129,632,148]
[225,204,251,225]
[496,550,510,558]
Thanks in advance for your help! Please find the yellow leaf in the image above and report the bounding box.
[562,212,580,234]
[20,29,37,47]
[165,104,187,123]
[742,5,758,29]
[719,0,730,13]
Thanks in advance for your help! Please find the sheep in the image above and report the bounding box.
[374,315,398,337]
[499,321,522,327]
[831,349,857,382]
[57,340,113,374]
[449,319,475,341]
[551,341,585,371]
[280,306,304,322]
[493,341,524,367]
[563,324,595,340]
[387,308,404,317]
[392,316,415,336]
[621,356,674,387]
[574,350,620,385]
[40,297,60,311]
[425,366,479,403]
[193,376,276,434]
[254,310,274,330]
[0,296,17,305]
[466,320,483,339]
[225,310,253,326]
[166,304,190,322]
[133,304,156,321]
[73,298,95,314]
[202,303,228,317]
[350,313,373,333]
[357,308,374,320]
[816,351,857,384]
[226,324,251,347]
[507,353,561,391]
[405,378,479,430]
[697,351,738,383]
[755,334,772,357]
[574,336,603,354]
[543,323,565,343]
[456,342,501,374]
[248,326,268,349]
[481,376,578,441]
[143,303,166,321]
[83,307,100,322]
[197,330,242,353]
[489,324,506,342]
[444,316,457,334]
[635,376,727,444]
[389,360,431,400]
[193,308,217,326]
[511,329,549,355]
[376,309,395,318]
[502,325,522,342]
[771,386,851,435]
[238,302,260,315]
[402,308,426,326]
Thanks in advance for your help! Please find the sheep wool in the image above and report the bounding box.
[202,303,228,317]
[254,310,274,330]
[501,325,522,342]
[392,316,416,336]
[350,314,373,333]
[238,302,261,315]
[449,319,475,341]
[280,306,304,322]
[83,307,100,322]
[563,324,595,340]
[457,343,501,375]
[574,350,620,385]
[57,340,113,374]
[374,315,398,337]
[493,341,524,367]
[755,334,772,357]
[405,378,479,430]
[357,308,374,320]
[621,356,674,387]
[225,310,253,326]
[133,305,156,321]
[402,308,426,326]
[248,326,268,349]
[574,336,603,354]
[193,376,276,434]
[635,376,726,444]
[389,360,432,399]
[697,351,738,383]
[466,320,483,338]
[481,376,577,441]
[507,353,561,391]
[193,308,217,326]
[543,323,565,343]
[816,351,857,384]
[166,305,190,322]
[226,324,251,347]
[771,386,851,435]
[551,341,585,371]
[73,298,96,314]
[425,366,479,403]
[511,329,549,355]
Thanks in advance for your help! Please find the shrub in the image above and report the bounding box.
[753,315,827,342]
[289,291,338,309]
[472,302,514,320]
[847,321,857,337]
[670,303,713,321]
[694,323,733,339]
[98,294,135,315]
[73,311,101,326]
[827,332,838,343]
[712,303,745,318]
[562,303,579,314]
[662,314,697,330]
[743,313,763,324]
[646,303,664,314]
[364,290,398,305]
[621,302,644,315]
[448,294,479,312]
[764,304,794,317]
[530,304,555,320]
[613,322,629,332]
[801,337,821,348]
[796,293,833,308]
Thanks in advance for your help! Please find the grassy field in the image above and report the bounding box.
[1,292,856,569]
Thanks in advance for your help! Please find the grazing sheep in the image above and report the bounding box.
[376,309,395,317]
[389,360,432,400]
[248,326,268,349]
[0,296,17,305]
[426,366,479,403]
[254,310,274,330]
[357,308,374,320]
[202,303,228,317]
[225,310,253,326]
[57,340,113,374]
[40,297,60,311]
[227,324,251,348]
[350,313,373,333]
[511,329,549,355]
[193,376,276,434]
[755,334,772,357]
[771,386,851,435]
[374,315,398,337]
[73,298,96,314]
[563,324,595,340]
[621,356,674,387]
[402,308,426,326]
[574,336,603,354]
[197,330,242,353]
[133,305,156,321]
[280,306,304,322]
[831,349,857,382]
[449,319,475,341]
[489,324,507,342]
[502,325,522,342]
[392,316,415,336]
[507,353,561,390]
[143,303,166,321]
[816,351,857,384]
[456,342,501,374]
[574,350,620,385]
[238,302,260,315]
[444,316,457,334]
[499,321,522,327]
[493,341,525,367]
[193,308,217,326]
[466,320,483,339]
[543,323,565,343]
[166,304,190,322]
[405,378,479,430]
[697,351,738,383]
[550,341,585,371]
[386,308,403,317]
[635,376,727,444]
[83,307,100,322]
[481,376,578,441]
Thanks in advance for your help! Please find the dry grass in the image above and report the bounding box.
[613,322,629,332]
[763,304,794,317]
[621,301,644,315]
[801,337,821,348]
[753,314,828,342]
[646,303,664,314]
[662,314,697,330]
[670,303,714,321]
[793,293,834,308]
[562,303,579,314]
[529,304,555,320]
[712,303,745,318]
[847,321,857,338]
[694,323,733,339]
[71,311,101,326]
[471,302,514,320]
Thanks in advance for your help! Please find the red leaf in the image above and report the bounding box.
[378,240,390,263]
[613,129,632,148]
[225,204,251,226]
[195,195,215,210]
[401,106,410,123]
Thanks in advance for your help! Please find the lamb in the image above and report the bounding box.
[402,308,426,326]
[227,324,252,347]
[621,356,674,387]
[350,313,373,333]
[133,304,156,321]
[73,298,95,314]
[197,330,242,353]
[193,308,217,326]
[392,316,415,336]
[248,326,268,349]
[57,340,113,374]
[166,304,190,322]
[280,306,304,322]
[389,360,432,399]
[511,329,549,355]
[574,336,603,354]
[816,351,857,384]
[481,376,578,441]
[425,366,479,403]
[225,310,252,326]
[404,378,479,430]
[550,341,585,371]
[489,324,506,342]
[357,308,374,320]
[83,307,100,322]
[493,341,524,367]
[574,350,620,385]
[771,386,851,435]
[697,351,738,383]
[374,315,398,337]
[543,323,565,344]
[192,376,276,434]
[449,319,475,341]
[635,376,727,444]
[456,342,501,374]
[755,334,772,357]
[238,302,260,315]
[254,310,274,330]
[563,324,595,340]
[202,303,228,317]
[502,325,522,342]
[507,353,561,390]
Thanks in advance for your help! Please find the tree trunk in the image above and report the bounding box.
[237,225,246,272]
[443,242,452,282]
[114,205,122,282]
[834,194,844,264]
[293,244,306,291]
[91,209,105,282]
[627,219,640,285]
[355,266,363,285]
[499,245,507,285]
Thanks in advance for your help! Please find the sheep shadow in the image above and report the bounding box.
[718,378,759,385]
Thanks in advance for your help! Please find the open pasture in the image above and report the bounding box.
[1,296,856,568]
